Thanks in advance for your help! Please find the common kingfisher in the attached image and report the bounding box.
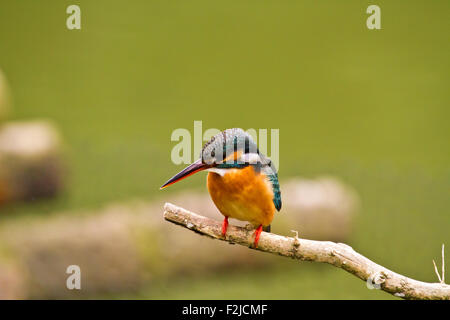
[160,128,281,248]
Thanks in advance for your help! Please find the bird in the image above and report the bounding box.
[160,128,281,248]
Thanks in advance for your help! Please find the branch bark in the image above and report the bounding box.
[163,202,450,300]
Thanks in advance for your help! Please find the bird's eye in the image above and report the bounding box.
[211,150,215,157]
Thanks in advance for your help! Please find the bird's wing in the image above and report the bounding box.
[258,155,282,212]
[267,172,282,211]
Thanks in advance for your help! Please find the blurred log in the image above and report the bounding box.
[164,203,450,300]
[0,177,359,298]
[275,177,359,241]
[0,195,271,299]
[0,120,65,204]
[0,260,26,299]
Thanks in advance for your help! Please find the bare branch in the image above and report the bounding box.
[163,202,450,300]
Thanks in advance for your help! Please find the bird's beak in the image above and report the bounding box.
[160,159,210,189]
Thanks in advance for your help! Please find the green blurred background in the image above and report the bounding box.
[0,0,448,299]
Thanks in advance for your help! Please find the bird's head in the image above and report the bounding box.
[160,128,261,189]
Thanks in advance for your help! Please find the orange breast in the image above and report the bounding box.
[207,166,275,227]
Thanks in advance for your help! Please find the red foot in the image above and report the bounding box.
[222,217,229,237]
[253,225,263,248]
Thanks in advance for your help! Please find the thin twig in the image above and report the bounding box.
[433,259,442,283]
[163,202,450,300]
[442,244,445,284]
[433,244,446,284]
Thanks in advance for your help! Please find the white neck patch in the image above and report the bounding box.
[206,168,230,177]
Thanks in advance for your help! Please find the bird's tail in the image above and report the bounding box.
[263,225,271,233]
